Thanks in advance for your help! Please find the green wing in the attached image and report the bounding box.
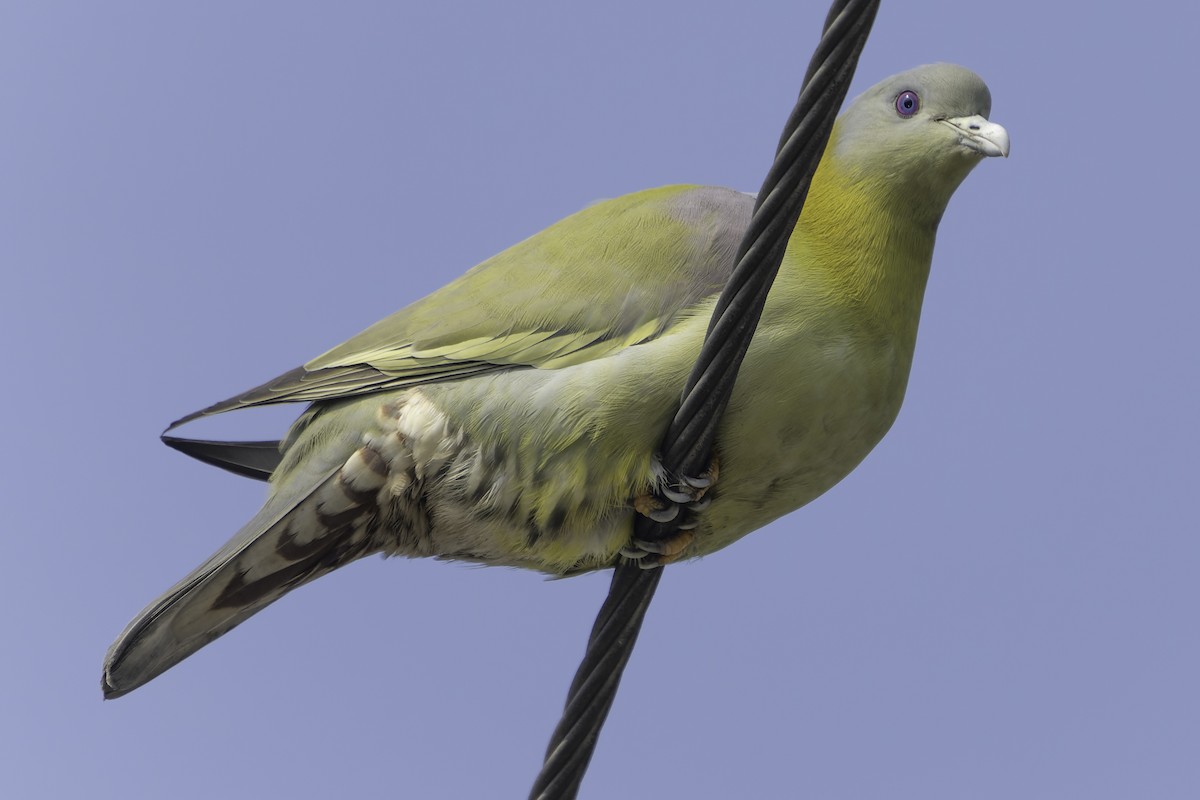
[169,185,753,429]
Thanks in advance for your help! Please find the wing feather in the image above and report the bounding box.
[167,185,753,433]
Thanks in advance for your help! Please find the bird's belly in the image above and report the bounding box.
[375,331,908,572]
[691,336,909,555]
[384,360,681,574]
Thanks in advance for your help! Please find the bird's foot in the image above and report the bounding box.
[621,527,695,568]
[624,455,719,568]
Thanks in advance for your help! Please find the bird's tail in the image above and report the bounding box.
[102,438,382,698]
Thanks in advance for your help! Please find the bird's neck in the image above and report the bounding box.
[779,146,942,354]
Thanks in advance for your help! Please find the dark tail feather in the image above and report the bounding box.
[162,435,284,482]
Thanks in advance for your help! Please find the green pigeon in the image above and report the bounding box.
[103,63,1009,698]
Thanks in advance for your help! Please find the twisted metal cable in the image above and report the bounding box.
[529,2,880,797]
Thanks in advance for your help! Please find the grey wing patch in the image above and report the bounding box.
[601,187,755,335]
[660,186,754,275]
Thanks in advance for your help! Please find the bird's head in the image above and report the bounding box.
[826,63,1009,226]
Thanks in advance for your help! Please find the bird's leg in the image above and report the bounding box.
[624,454,719,568]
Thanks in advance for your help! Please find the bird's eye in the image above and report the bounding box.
[895,90,920,118]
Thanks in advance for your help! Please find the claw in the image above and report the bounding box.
[633,494,680,523]
[661,485,695,504]
[621,525,696,566]
[647,503,679,523]
[629,529,694,557]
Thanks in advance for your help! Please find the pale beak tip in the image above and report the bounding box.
[943,115,1010,159]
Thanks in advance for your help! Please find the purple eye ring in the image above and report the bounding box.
[895,90,920,117]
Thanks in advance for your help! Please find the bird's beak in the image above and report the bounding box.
[940,115,1010,158]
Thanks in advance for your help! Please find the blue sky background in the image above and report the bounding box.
[3,2,1198,798]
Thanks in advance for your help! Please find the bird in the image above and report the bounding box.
[103,63,1009,699]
